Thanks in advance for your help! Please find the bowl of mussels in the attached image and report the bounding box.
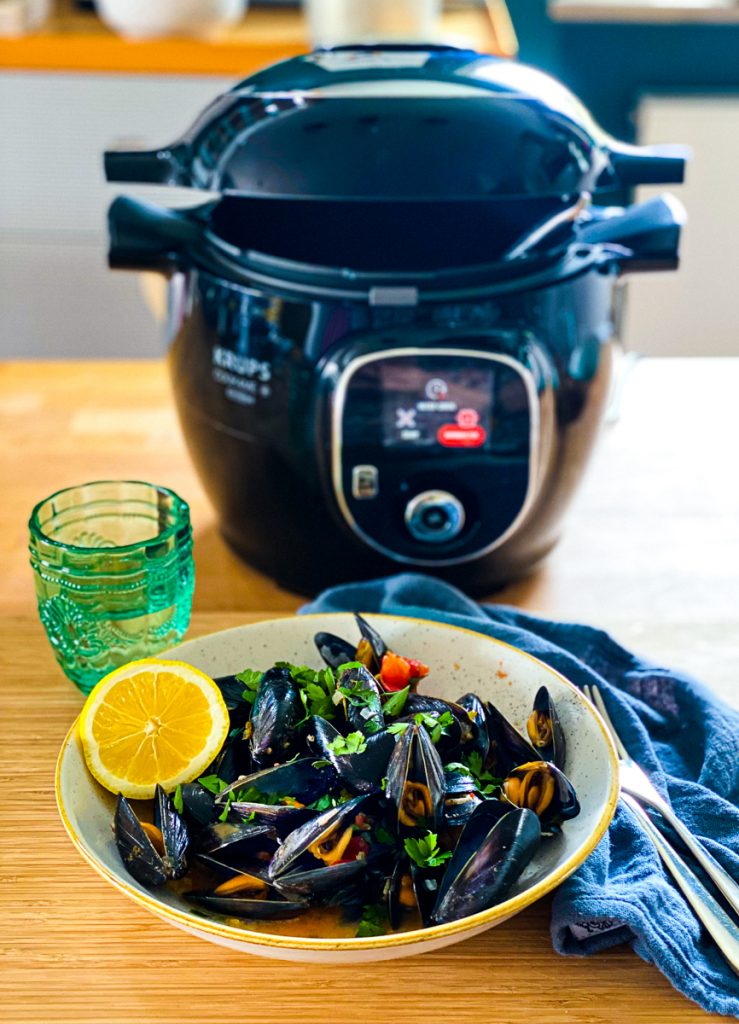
[56,613,619,962]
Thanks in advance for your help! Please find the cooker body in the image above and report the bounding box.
[167,266,617,594]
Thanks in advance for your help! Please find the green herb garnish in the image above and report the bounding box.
[172,783,184,815]
[197,774,230,795]
[404,832,452,869]
[327,731,367,756]
[387,722,410,736]
[355,903,388,938]
[235,667,263,705]
[217,791,235,822]
[382,685,410,718]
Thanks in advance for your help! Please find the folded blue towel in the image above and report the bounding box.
[301,572,739,1017]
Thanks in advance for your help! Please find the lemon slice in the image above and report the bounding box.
[79,658,229,800]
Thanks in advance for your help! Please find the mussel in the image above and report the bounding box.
[386,723,445,836]
[187,869,308,920]
[267,794,373,879]
[354,613,387,674]
[178,782,219,830]
[526,686,566,770]
[229,801,317,836]
[501,760,580,830]
[249,667,301,768]
[114,785,189,887]
[386,856,444,929]
[193,820,278,870]
[314,631,358,671]
[216,757,337,806]
[443,768,482,828]
[484,701,539,776]
[309,715,395,794]
[336,663,385,735]
[431,802,541,924]
[456,692,490,761]
[273,857,368,900]
[404,693,475,756]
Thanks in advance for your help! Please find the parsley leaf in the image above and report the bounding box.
[197,774,230,795]
[404,832,452,869]
[235,668,263,705]
[382,685,410,718]
[455,752,503,797]
[413,710,455,744]
[172,783,184,815]
[355,903,388,938]
[217,791,235,822]
[327,731,367,756]
[387,722,410,736]
[374,824,395,847]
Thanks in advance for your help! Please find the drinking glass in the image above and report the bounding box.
[29,481,194,694]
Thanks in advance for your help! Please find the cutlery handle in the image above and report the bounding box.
[654,801,739,918]
[621,793,739,976]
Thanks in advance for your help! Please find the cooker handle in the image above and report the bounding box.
[608,141,690,186]
[105,145,190,185]
[107,196,205,274]
[579,194,685,272]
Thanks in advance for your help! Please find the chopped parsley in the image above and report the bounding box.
[445,752,502,797]
[327,731,367,756]
[355,903,388,938]
[404,832,452,870]
[197,774,231,795]
[172,783,184,815]
[382,685,410,718]
[235,668,263,705]
[387,722,409,736]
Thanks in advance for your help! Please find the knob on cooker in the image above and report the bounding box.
[404,490,466,544]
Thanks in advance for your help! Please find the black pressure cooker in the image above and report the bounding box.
[105,45,687,594]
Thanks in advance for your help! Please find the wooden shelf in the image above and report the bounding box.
[0,3,514,76]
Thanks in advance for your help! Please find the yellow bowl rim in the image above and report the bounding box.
[55,611,620,953]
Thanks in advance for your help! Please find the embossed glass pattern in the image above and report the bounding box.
[29,481,194,694]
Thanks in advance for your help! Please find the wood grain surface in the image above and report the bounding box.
[1,357,737,1024]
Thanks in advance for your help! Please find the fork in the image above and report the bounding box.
[583,683,739,976]
[584,683,739,917]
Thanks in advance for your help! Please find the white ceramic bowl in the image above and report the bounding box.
[56,613,618,963]
[95,0,248,40]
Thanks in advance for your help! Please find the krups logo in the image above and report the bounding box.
[212,346,271,383]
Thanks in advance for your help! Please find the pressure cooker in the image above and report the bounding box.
[105,45,687,594]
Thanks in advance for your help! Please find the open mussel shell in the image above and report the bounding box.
[386,857,443,929]
[526,686,566,770]
[314,631,357,670]
[193,820,278,870]
[179,783,219,829]
[216,757,338,805]
[354,613,387,674]
[273,857,367,900]
[502,760,580,831]
[114,786,189,888]
[405,693,475,756]
[210,726,251,784]
[230,801,317,836]
[267,794,372,879]
[431,803,541,925]
[249,667,301,768]
[309,716,395,794]
[456,692,490,761]
[386,723,445,836]
[187,866,309,920]
[336,663,385,735]
[484,701,539,776]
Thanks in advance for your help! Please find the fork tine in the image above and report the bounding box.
[589,684,631,762]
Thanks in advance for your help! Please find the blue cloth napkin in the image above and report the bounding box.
[301,572,739,1017]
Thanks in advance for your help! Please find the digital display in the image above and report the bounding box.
[381,364,494,450]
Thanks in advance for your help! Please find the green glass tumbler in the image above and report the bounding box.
[29,481,194,695]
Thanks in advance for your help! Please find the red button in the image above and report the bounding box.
[437,424,487,448]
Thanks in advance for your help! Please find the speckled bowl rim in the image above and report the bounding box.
[56,612,620,953]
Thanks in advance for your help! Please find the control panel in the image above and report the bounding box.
[330,348,538,566]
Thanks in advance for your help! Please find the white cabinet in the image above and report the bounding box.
[0,72,233,357]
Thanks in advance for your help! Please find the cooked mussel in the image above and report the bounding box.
[273,857,368,900]
[114,785,189,887]
[187,869,308,920]
[229,801,317,836]
[354,613,387,674]
[249,667,301,768]
[456,692,490,761]
[526,686,566,770]
[502,760,580,830]
[404,693,475,756]
[443,768,482,828]
[314,631,358,671]
[216,757,337,806]
[309,715,395,794]
[336,663,385,735]
[431,802,541,924]
[267,794,373,879]
[179,782,219,829]
[193,820,278,870]
[386,856,444,929]
[386,723,445,836]
[484,701,539,776]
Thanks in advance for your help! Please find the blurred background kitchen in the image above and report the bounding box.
[0,0,737,359]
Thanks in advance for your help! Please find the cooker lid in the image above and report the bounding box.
[105,45,686,200]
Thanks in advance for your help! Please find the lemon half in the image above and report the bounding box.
[79,658,230,799]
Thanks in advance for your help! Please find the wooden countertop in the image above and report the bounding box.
[1,357,737,1023]
[0,3,515,75]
